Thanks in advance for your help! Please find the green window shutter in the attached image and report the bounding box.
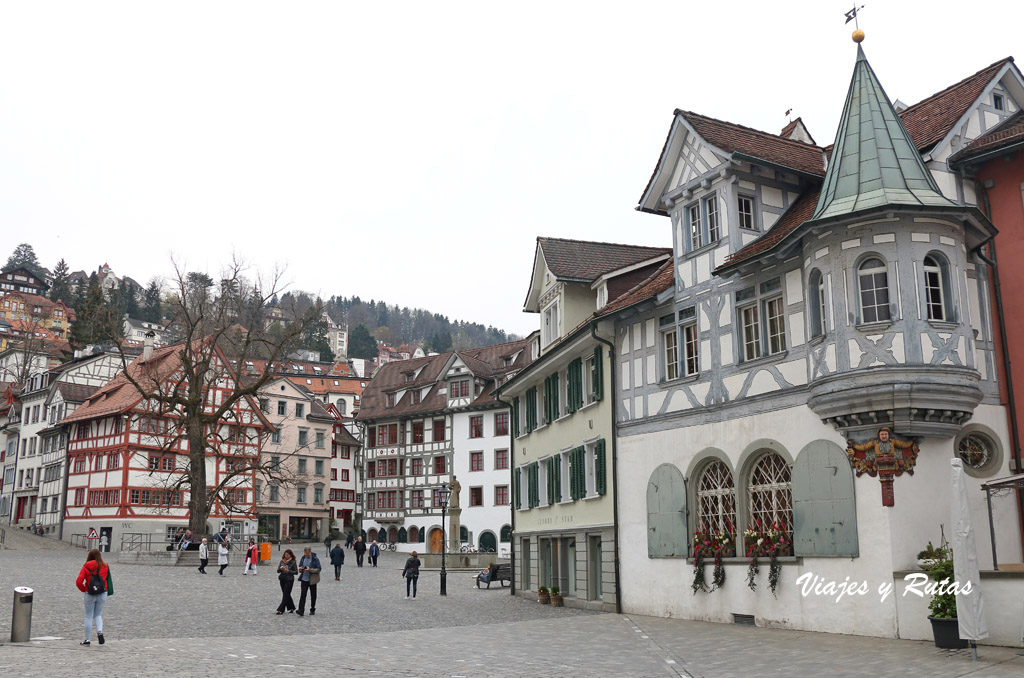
[512,397,520,437]
[572,447,584,500]
[646,463,687,558]
[546,460,553,504]
[552,456,561,503]
[793,440,859,557]
[593,346,604,402]
[569,358,583,411]
[551,372,559,420]
[514,470,521,509]
[532,463,540,508]
[525,387,537,433]
[595,439,606,496]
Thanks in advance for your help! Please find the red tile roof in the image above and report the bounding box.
[718,190,821,271]
[61,344,184,423]
[597,260,674,317]
[538,237,670,283]
[899,57,1013,152]
[679,111,827,176]
[949,110,1024,164]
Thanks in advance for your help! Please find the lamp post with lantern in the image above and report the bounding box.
[437,482,451,596]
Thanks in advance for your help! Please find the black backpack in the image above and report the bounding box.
[87,570,105,595]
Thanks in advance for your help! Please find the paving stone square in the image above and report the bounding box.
[1,537,1022,677]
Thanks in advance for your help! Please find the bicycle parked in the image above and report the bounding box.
[383,541,397,552]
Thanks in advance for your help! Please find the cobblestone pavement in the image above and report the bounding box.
[1,545,1023,677]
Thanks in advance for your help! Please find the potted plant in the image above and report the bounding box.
[537,586,550,605]
[917,541,950,569]
[550,585,563,607]
[744,521,792,596]
[927,559,967,649]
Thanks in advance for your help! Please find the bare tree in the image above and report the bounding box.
[0,318,62,386]
[115,257,326,535]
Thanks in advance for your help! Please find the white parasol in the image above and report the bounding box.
[950,458,988,643]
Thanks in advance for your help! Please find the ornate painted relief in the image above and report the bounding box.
[845,426,919,507]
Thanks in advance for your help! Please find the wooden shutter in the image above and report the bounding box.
[552,456,562,503]
[792,440,859,557]
[514,470,521,509]
[572,358,584,410]
[593,346,604,401]
[551,372,559,419]
[512,397,520,437]
[646,463,687,558]
[546,459,555,504]
[543,376,551,424]
[595,439,607,496]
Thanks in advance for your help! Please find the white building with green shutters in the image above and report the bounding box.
[497,237,670,611]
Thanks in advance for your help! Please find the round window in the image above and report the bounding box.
[957,432,999,475]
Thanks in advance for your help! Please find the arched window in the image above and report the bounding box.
[388,526,398,543]
[500,524,512,542]
[459,525,469,542]
[368,528,378,542]
[923,254,950,321]
[858,257,891,323]
[696,460,736,534]
[408,526,419,544]
[397,527,407,543]
[479,531,497,552]
[808,269,826,338]
[747,452,793,531]
[338,399,347,415]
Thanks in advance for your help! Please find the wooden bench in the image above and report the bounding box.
[475,562,512,589]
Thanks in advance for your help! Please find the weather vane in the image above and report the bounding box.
[845,4,865,43]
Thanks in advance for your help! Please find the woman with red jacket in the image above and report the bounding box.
[76,548,112,646]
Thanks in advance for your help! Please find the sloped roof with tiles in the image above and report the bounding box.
[899,57,1014,152]
[680,111,826,176]
[61,344,183,423]
[597,260,675,317]
[537,238,670,283]
[949,110,1024,164]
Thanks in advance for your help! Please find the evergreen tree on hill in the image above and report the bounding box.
[142,280,163,323]
[347,324,377,360]
[49,258,72,304]
[5,243,44,278]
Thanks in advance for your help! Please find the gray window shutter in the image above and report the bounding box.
[646,464,687,558]
[792,440,859,557]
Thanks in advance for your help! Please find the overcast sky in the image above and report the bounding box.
[1,1,1021,338]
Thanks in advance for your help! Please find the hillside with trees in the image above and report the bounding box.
[3,243,520,360]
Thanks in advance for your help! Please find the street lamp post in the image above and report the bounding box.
[437,482,451,596]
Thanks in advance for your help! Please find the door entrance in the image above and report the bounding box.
[429,527,444,553]
[479,531,497,553]
[587,535,603,601]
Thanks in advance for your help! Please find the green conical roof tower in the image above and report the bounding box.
[812,44,956,221]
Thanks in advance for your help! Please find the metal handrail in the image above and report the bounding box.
[70,533,88,548]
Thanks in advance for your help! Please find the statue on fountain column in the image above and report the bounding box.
[448,475,461,509]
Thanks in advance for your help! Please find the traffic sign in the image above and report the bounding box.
[87,528,99,539]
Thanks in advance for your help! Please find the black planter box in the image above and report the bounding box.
[928,615,968,649]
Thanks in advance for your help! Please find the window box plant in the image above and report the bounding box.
[550,585,563,607]
[917,540,951,569]
[537,586,550,605]
[744,521,792,596]
[692,527,735,593]
[927,558,968,649]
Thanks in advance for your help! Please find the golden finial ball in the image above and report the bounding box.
[852,29,865,43]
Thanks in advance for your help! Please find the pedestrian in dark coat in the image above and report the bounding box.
[402,551,421,599]
[369,541,380,567]
[296,547,321,616]
[354,537,366,567]
[324,534,332,558]
[275,549,298,614]
[330,544,345,580]
[345,531,354,548]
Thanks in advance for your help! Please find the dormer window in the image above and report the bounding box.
[411,390,421,405]
[993,93,1005,111]
[449,380,470,399]
[404,372,414,383]
[738,195,757,231]
[596,284,608,309]
[541,299,560,348]
[386,393,395,408]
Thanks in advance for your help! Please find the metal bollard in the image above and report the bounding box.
[11,587,33,642]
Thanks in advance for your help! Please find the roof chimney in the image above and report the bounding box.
[143,330,155,361]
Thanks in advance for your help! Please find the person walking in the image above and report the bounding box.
[198,538,209,574]
[243,538,259,575]
[402,551,421,599]
[217,538,230,575]
[76,548,113,646]
[330,543,345,580]
[296,546,321,616]
[275,549,298,614]
[324,533,332,559]
[345,531,354,549]
[354,536,366,567]
[369,540,380,567]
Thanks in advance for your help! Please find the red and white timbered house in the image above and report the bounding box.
[61,342,272,551]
